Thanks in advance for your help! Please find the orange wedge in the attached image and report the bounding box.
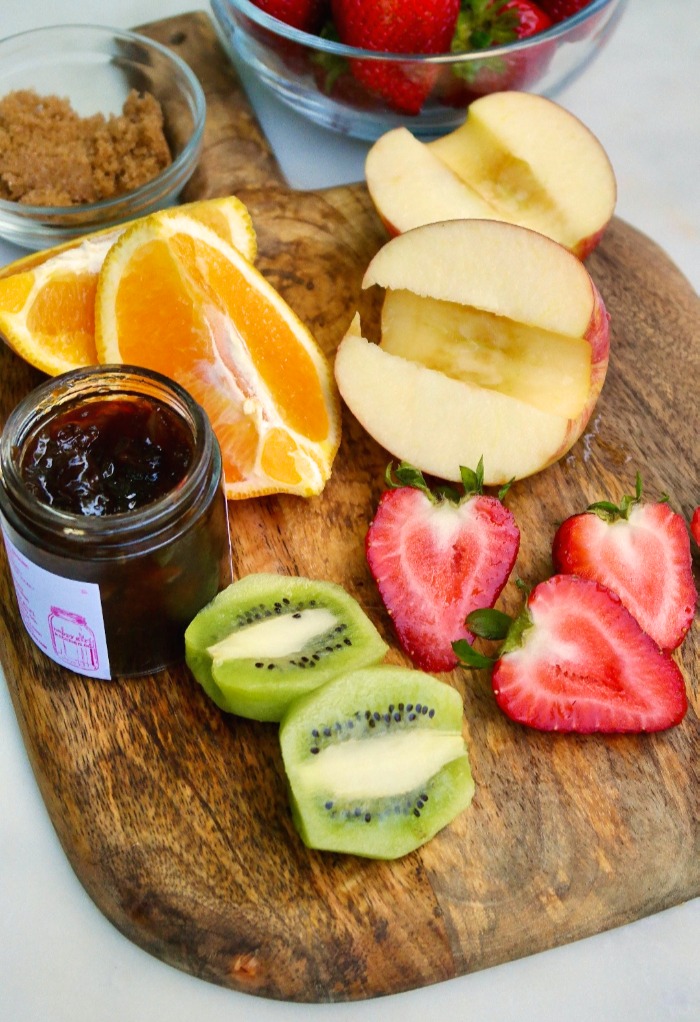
[95,212,341,500]
[0,196,257,376]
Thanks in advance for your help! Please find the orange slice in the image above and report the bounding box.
[95,212,341,500]
[0,196,257,376]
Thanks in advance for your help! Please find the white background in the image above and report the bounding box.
[1,2,698,1021]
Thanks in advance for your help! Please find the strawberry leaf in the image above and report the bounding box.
[452,638,496,670]
[465,607,512,640]
[588,471,644,522]
[385,461,434,499]
[459,457,485,497]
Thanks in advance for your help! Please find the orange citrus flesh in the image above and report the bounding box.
[95,213,340,499]
[0,196,257,376]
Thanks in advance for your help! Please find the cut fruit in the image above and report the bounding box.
[334,219,609,486]
[279,665,474,859]
[366,127,500,236]
[380,289,591,420]
[95,213,340,499]
[0,196,258,377]
[184,574,389,722]
[365,91,617,258]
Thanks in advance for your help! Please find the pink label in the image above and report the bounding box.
[1,521,111,679]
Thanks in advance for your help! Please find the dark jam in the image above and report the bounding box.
[0,366,232,677]
[19,395,194,516]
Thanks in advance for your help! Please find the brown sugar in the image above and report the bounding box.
[0,88,173,206]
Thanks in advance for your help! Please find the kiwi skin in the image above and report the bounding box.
[184,573,389,722]
[279,665,474,860]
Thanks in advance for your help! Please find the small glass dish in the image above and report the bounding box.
[212,0,627,141]
[0,24,206,250]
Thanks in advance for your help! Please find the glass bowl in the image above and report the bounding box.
[0,25,206,250]
[212,0,627,141]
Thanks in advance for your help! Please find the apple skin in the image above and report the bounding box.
[334,220,610,486]
[537,278,609,471]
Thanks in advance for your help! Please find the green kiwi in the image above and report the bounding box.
[184,573,389,722]
[279,665,474,859]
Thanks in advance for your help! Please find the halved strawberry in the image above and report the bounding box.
[455,574,688,733]
[690,507,700,547]
[365,460,520,673]
[552,475,697,651]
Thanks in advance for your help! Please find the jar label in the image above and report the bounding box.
[1,523,111,680]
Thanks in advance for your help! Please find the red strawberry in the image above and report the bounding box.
[250,0,330,33]
[365,460,520,673]
[455,575,688,734]
[690,507,700,547]
[537,0,592,23]
[330,0,460,115]
[439,0,553,104]
[552,475,697,652]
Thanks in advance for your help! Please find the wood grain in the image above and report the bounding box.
[0,11,698,1004]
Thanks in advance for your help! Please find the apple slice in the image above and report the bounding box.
[334,219,609,486]
[365,127,503,237]
[380,289,591,420]
[365,91,616,258]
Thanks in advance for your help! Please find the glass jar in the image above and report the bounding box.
[0,365,232,678]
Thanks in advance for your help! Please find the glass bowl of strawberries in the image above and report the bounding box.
[211,0,627,141]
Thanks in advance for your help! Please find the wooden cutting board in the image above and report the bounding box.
[0,11,698,1004]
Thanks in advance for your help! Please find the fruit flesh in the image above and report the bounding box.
[428,92,617,254]
[552,503,697,652]
[0,196,258,377]
[96,215,340,499]
[363,219,598,338]
[207,607,339,664]
[380,288,591,419]
[279,666,474,859]
[334,219,609,485]
[335,324,571,485]
[185,574,388,722]
[365,127,501,235]
[493,575,688,733]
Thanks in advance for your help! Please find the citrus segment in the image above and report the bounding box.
[0,196,257,376]
[0,234,113,373]
[95,214,340,500]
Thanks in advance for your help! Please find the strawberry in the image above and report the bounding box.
[690,507,700,547]
[552,475,697,652]
[537,0,592,23]
[455,575,688,734]
[250,0,330,33]
[439,0,553,104]
[365,460,520,673]
[330,0,460,115]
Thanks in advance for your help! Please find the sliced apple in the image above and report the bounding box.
[365,127,503,237]
[365,91,616,258]
[380,290,591,420]
[334,219,609,486]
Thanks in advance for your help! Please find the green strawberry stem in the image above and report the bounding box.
[384,458,512,505]
[586,472,669,522]
[452,597,533,669]
[452,1,521,52]
[465,607,512,639]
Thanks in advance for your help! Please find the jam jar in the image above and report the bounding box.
[0,365,232,678]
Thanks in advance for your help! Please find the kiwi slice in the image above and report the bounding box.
[279,665,475,859]
[184,573,389,722]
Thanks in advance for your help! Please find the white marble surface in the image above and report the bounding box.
[0,2,698,1020]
